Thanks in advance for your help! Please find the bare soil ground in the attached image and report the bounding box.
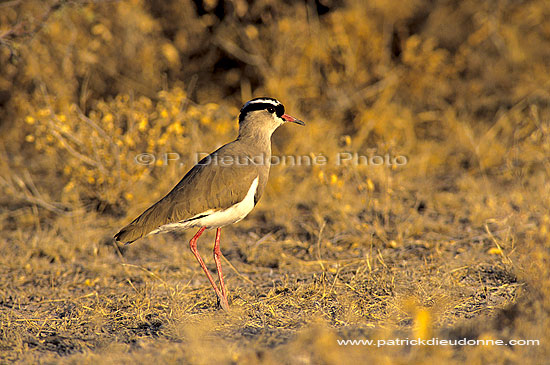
[1,165,546,363]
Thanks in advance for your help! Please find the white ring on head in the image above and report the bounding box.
[243,98,280,109]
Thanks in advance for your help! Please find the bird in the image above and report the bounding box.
[114,97,304,311]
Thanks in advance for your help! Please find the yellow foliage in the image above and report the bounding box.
[23,88,229,207]
[414,308,433,340]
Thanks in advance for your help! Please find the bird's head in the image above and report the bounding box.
[238,97,304,138]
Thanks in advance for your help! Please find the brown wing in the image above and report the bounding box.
[114,141,267,244]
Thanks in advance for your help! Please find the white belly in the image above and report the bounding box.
[148,176,259,234]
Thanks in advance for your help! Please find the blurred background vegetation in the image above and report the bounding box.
[1,0,550,363]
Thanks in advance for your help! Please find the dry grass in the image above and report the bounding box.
[1,0,550,363]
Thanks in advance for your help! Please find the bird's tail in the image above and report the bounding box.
[114,202,167,244]
[113,223,145,245]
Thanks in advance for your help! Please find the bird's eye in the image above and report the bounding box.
[267,107,275,113]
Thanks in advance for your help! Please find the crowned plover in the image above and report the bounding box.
[114,97,304,310]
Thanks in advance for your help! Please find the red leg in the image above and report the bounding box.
[189,227,228,310]
[213,228,229,310]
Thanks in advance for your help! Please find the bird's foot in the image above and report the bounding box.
[216,295,230,311]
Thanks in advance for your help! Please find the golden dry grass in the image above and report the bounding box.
[1,0,550,363]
